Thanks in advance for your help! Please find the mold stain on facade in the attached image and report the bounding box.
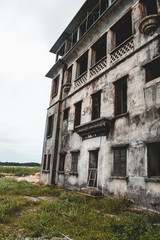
[41,0,160,211]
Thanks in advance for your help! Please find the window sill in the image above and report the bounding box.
[69,172,78,177]
[145,177,160,183]
[145,77,160,89]
[110,176,128,181]
[57,171,65,175]
[42,170,50,173]
[113,112,129,119]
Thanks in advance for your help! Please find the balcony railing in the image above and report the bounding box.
[74,72,87,88]
[110,36,134,64]
[73,37,134,90]
[90,56,107,78]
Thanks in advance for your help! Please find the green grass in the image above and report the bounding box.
[0,176,160,239]
[20,192,160,240]
[0,165,40,176]
[0,177,62,196]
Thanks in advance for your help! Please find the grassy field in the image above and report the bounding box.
[0,165,40,176]
[0,167,160,239]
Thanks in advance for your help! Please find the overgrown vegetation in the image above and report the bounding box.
[0,165,40,176]
[0,169,160,239]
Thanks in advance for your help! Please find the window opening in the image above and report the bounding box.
[113,147,127,177]
[88,150,98,187]
[59,153,66,172]
[56,43,66,61]
[79,19,87,38]
[87,5,100,29]
[73,30,78,46]
[114,77,127,116]
[144,0,158,15]
[47,154,51,170]
[91,34,106,66]
[51,76,59,98]
[100,0,109,14]
[77,52,88,77]
[43,154,47,170]
[71,152,79,173]
[112,11,132,48]
[148,143,160,177]
[63,108,69,121]
[92,91,101,120]
[46,115,54,138]
[145,57,160,83]
[67,66,72,83]
[74,101,82,127]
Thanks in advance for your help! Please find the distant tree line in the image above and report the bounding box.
[0,162,41,167]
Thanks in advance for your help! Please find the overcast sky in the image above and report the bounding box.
[0,0,85,163]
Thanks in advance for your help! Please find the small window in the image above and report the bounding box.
[144,0,158,15]
[113,147,127,177]
[100,0,109,14]
[63,108,69,121]
[114,77,127,116]
[43,154,47,170]
[47,154,51,170]
[91,34,106,66]
[112,11,132,48]
[145,57,160,83]
[51,76,59,98]
[74,101,82,127]
[148,143,160,177]
[47,115,54,138]
[73,30,78,46]
[59,153,66,172]
[88,150,99,187]
[92,91,101,120]
[71,152,79,173]
[67,66,72,83]
[77,52,88,77]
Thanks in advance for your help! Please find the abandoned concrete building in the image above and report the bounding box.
[41,0,160,211]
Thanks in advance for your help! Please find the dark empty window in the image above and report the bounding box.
[112,11,132,48]
[47,154,51,170]
[87,5,100,29]
[79,20,87,38]
[74,101,82,127]
[92,91,101,120]
[144,0,158,15]
[59,153,66,172]
[47,115,54,138]
[43,154,47,170]
[51,76,59,98]
[91,34,106,66]
[67,66,72,83]
[100,0,109,14]
[114,77,127,116]
[71,152,79,173]
[73,30,78,46]
[145,57,160,83]
[77,52,88,77]
[148,143,160,177]
[63,108,69,121]
[113,147,127,177]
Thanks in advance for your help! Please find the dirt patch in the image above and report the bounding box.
[17,172,41,184]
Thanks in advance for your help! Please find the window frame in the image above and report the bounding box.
[112,147,127,177]
[147,142,160,178]
[91,34,107,67]
[91,91,101,120]
[51,75,59,98]
[46,115,54,138]
[63,108,69,121]
[114,76,127,116]
[58,153,66,172]
[74,101,82,128]
[76,51,88,78]
[144,57,160,83]
[71,151,79,174]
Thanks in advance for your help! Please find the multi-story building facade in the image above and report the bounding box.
[41,0,160,211]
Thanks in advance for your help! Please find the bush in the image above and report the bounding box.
[0,166,40,176]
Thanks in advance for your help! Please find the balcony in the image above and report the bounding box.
[110,36,134,64]
[74,72,88,89]
[90,56,107,79]
[75,117,112,140]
